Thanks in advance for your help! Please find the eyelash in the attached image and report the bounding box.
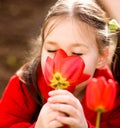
[72,52,83,56]
[47,50,57,53]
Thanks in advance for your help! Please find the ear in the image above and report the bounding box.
[96,47,109,69]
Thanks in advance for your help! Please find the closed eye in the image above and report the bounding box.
[72,52,83,56]
[47,50,57,53]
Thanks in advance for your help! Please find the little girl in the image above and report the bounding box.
[0,0,120,128]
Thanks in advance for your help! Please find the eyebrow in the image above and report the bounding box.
[69,42,88,48]
[45,40,88,47]
[45,41,57,45]
[71,43,86,47]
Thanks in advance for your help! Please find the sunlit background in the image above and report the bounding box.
[0,0,57,97]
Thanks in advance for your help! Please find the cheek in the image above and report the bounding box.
[41,51,48,73]
[82,55,99,77]
[84,62,96,77]
[41,49,55,73]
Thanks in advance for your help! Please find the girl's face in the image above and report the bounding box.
[41,17,106,94]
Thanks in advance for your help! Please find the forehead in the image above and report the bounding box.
[44,16,97,44]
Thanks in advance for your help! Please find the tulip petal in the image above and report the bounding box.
[54,49,67,71]
[86,76,117,112]
[78,73,90,84]
[44,57,54,85]
[102,79,117,111]
[61,56,85,83]
[86,78,100,110]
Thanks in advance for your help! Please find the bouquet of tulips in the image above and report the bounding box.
[42,49,117,128]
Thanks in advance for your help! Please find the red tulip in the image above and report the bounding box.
[86,76,117,128]
[86,76,117,112]
[43,49,90,91]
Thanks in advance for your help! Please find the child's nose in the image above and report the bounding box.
[61,48,71,56]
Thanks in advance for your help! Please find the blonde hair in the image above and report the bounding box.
[36,0,109,56]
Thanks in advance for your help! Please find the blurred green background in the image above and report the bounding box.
[0,0,57,97]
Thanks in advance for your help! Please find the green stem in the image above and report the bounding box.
[96,110,102,128]
[57,83,61,89]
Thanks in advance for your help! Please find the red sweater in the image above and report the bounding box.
[0,68,120,128]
